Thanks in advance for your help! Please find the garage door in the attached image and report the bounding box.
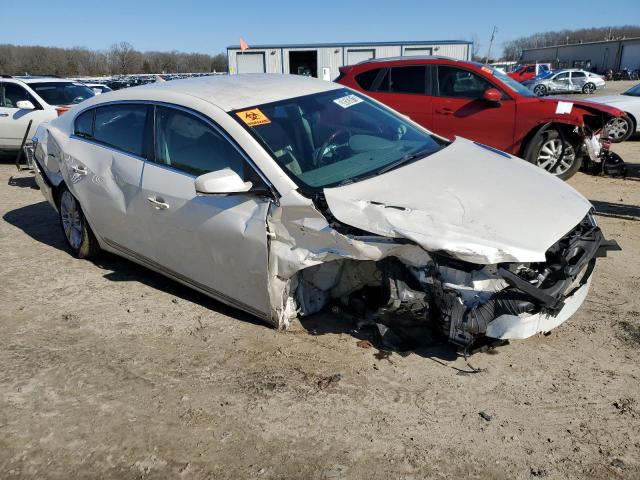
[620,44,640,70]
[237,53,265,74]
[346,49,375,65]
[404,47,433,56]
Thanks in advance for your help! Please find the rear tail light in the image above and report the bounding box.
[55,107,70,116]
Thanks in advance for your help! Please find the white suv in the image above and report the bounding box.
[0,76,95,152]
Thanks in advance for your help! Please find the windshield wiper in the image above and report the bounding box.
[376,146,435,175]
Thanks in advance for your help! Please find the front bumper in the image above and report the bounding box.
[486,275,591,339]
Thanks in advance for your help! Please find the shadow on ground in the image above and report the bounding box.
[591,199,640,221]
[2,200,263,327]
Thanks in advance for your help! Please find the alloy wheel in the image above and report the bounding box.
[60,191,83,249]
[536,138,575,175]
[606,117,630,141]
[533,85,546,96]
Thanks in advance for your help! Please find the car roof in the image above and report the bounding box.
[11,76,78,84]
[90,74,343,112]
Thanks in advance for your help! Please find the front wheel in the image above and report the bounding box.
[582,82,596,94]
[533,84,547,96]
[59,187,100,258]
[524,129,582,180]
[605,115,634,143]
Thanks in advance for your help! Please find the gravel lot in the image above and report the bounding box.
[1,82,639,479]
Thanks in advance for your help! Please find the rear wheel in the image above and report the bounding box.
[605,115,634,143]
[582,82,596,94]
[533,84,547,96]
[59,187,100,258]
[524,129,581,180]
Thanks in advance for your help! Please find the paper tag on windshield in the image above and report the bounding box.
[333,94,363,109]
[555,101,573,114]
[236,108,271,127]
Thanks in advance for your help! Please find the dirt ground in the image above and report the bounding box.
[1,82,639,480]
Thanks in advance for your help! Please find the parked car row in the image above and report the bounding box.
[30,74,620,351]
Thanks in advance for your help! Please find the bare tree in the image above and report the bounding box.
[0,42,228,76]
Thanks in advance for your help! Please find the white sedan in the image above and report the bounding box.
[32,74,618,350]
[587,82,640,142]
[0,76,95,152]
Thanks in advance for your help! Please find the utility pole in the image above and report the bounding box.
[485,26,498,64]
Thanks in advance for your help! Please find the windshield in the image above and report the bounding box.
[623,83,640,97]
[489,67,536,97]
[31,82,95,106]
[234,88,445,191]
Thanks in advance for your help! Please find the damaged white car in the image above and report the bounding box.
[32,74,619,350]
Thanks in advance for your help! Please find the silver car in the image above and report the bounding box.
[525,69,606,96]
[31,74,618,350]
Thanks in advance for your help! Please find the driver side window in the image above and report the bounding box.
[437,66,493,100]
[0,82,37,109]
[154,106,249,179]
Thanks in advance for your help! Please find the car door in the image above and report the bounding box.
[549,72,571,92]
[140,105,272,316]
[363,66,433,129]
[0,81,48,149]
[570,71,586,91]
[430,65,516,152]
[64,103,152,255]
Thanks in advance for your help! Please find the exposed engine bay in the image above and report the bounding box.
[287,212,620,351]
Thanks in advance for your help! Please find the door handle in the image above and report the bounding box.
[147,196,170,210]
[71,165,88,176]
[0,113,9,117]
[435,108,453,115]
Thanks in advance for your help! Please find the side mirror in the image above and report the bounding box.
[16,100,35,110]
[195,168,253,195]
[483,88,502,103]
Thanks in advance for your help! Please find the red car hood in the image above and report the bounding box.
[538,97,624,118]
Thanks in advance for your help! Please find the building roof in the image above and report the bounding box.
[85,74,342,112]
[227,40,471,50]
[522,36,640,52]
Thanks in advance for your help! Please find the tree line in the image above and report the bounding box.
[0,42,228,77]
[502,25,640,60]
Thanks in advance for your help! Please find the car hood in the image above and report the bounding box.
[323,137,592,265]
[583,95,632,106]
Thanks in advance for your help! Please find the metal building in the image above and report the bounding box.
[227,40,472,80]
[520,37,640,73]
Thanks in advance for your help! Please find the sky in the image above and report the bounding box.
[1,0,639,57]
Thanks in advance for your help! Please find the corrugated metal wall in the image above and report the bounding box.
[521,39,640,72]
[229,42,471,79]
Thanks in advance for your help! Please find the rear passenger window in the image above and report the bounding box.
[390,66,426,94]
[74,109,94,138]
[154,106,248,178]
[93,104,148,156]
[355,69,381,91]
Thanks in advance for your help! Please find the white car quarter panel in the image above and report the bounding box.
[140,162,272,316]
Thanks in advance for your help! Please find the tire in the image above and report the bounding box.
[524,129,582,180]
[58,186,100,259]
[533,84,547,96]
[605,115,634,143]
[582,82,596,94]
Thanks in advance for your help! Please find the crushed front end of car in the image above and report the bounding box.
[263,138,620,352]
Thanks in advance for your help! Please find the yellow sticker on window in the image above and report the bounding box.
[236,108,271,127]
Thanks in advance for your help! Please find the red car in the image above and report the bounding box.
[508,63,552,83]
[336,57,624,179]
